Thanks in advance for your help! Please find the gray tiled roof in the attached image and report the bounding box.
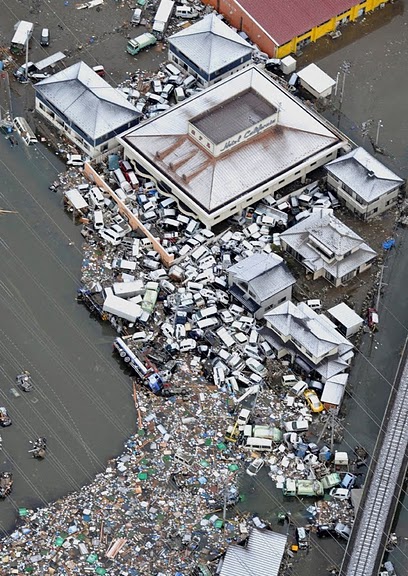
[219,528,287,576]
[326,147,403,203]
[35,62,140,141]
[264,301,353,359]
[280,210,376,280]
[123,67,342,214]
[228,252,295,302]
[169,14,253,75]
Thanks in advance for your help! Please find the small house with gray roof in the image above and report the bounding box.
[263,301,353,382]
[35,61,141,157]
[168,13,253,87]
[227,252,295,319]
[280,209,376,286]
[325,147,404,220]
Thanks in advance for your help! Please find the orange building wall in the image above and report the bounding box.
[203,0,278,55]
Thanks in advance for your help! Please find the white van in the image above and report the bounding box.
[306,299,322,310]
[282,374,298,386]
[213,365,225,387]
[290,380,308,396]
[197,317,219,330]
[160,197,176,210]
[216,327,235,349]
[165,62,180,76]
[89,186,104,208]
[113,168,126,186]
[183,75,196,89]
[93,210,104,230]
[127,171,139,189]
[175,5,199,19]
[175,86,185,102]
[179,338,197,352]
[245,437,273,452]
[194,306,218,322]
[249,329,258,346]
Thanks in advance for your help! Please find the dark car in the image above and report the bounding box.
[40,28,50,47]
[0,407,12,427]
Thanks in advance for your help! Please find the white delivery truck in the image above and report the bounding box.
[153,0,174,34]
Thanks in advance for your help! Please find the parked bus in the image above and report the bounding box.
[10,21,34,55]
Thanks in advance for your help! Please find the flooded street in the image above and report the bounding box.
[0,137,137,533]
[0,0,408,571]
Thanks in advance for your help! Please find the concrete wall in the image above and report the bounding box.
[83,163,175,267]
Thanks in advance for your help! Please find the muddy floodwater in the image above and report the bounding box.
[1,0,408,572]
[0,137,137,534]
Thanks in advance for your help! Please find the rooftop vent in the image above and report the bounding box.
[367,170,375,178]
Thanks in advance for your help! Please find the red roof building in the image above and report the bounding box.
[203,0,391,57]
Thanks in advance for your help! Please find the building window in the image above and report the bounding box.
[206,143,211,148]
[311,161,317,166]
[341,271,354,283]
[191,129,195,135]
[326,153,333,158]
[101,143,109,152]
[295,170,301,175]
[278,179,285,184]
[278,296,287,304]
[325,271,336,283]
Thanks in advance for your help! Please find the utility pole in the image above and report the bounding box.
[337,71,346,128]
[375,119,383,147]
[376,264,386,311]
[25,30,29,82]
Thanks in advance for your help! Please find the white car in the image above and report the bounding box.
[66,154,84,167]
[284,419,309,433]
[245,358,267,378]
[219,309,234,324]
[246,458,264,477]
[330,487,350,501]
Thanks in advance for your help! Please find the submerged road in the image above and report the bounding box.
[0,136,137,533]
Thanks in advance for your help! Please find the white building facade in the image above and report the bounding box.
[35,62,141,158]
[119,66,349,228]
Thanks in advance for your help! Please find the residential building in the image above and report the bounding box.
[263,301,354,381]
[218,528,287,576]
[227,252,296,319]
[35,61,141,157]
[326,302,364,338]
[119,66,348,228]
[203,0,392,58]
[280,209,376,287]
[168,13,253,87]
[325,147,404,220]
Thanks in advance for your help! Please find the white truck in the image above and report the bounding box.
[152,0,174,34]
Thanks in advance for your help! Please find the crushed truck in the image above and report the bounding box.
[127,32,156,56]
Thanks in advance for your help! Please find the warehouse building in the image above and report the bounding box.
[119,66,348,228]
[168,13,253,87]
[203,0,392,58]
[35,62,141,158]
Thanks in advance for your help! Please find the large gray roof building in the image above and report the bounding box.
[119,66,348,228]
[168,13,253,86]
[35,61,141,157]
